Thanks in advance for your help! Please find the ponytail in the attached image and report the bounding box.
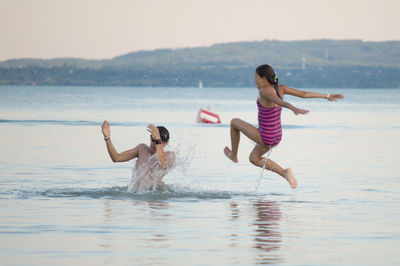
[268,75,282,99]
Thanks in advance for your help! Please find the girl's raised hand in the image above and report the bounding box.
[147,124,161,139]
[102,120,110,138]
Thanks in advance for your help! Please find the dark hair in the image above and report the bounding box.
[157,126,170,143]
[256,64,281,98]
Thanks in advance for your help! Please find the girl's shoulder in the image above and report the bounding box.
[258,95,280,108]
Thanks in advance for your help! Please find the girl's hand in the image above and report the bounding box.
[102,120,111,138]
[293,107,309,115]
[327,94,344,101]
[147,124,161,139]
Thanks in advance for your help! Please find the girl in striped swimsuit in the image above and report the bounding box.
[224,64,343,189]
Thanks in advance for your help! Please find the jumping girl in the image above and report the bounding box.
[224,64,343,189]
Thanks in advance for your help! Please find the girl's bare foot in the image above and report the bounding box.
[284,168,297,189]
[224,146,238,163]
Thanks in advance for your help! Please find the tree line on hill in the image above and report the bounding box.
[1,39,399,88]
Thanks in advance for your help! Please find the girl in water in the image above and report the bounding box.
[224,64,343,189]
[102,121,175,191]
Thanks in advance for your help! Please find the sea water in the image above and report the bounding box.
[0,86,400,265]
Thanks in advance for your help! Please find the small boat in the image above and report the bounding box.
[196,108,221,124]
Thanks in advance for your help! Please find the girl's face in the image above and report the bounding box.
[254,73,265,86]
[254,73,260,84]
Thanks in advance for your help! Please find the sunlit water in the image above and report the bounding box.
[0,86,400,265]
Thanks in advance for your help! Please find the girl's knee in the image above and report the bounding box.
[249,153,261,166]
[231,118,241,127]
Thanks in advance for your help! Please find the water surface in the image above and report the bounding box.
[0,86,400,265]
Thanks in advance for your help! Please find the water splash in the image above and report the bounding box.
[128,153,171,193]
[127,129,197,193]
[255,147,273,192]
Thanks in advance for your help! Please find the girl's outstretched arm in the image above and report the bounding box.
[282,85,344,101]
[259,86,309,115]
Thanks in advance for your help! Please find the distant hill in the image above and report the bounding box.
[1,39,399,88]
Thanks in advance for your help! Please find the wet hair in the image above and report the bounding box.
[256,64,281,99]
[157,126,170,143]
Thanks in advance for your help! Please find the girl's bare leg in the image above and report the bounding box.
[224,118,265,163]
[249,144,297,189]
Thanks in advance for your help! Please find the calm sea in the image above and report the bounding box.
[0,86,399,265]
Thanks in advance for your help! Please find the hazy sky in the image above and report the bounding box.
[0,0,399,60]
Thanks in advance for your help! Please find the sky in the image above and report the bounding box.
[0,0,399,61]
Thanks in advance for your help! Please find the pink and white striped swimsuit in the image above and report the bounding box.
[257,99,282,147]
